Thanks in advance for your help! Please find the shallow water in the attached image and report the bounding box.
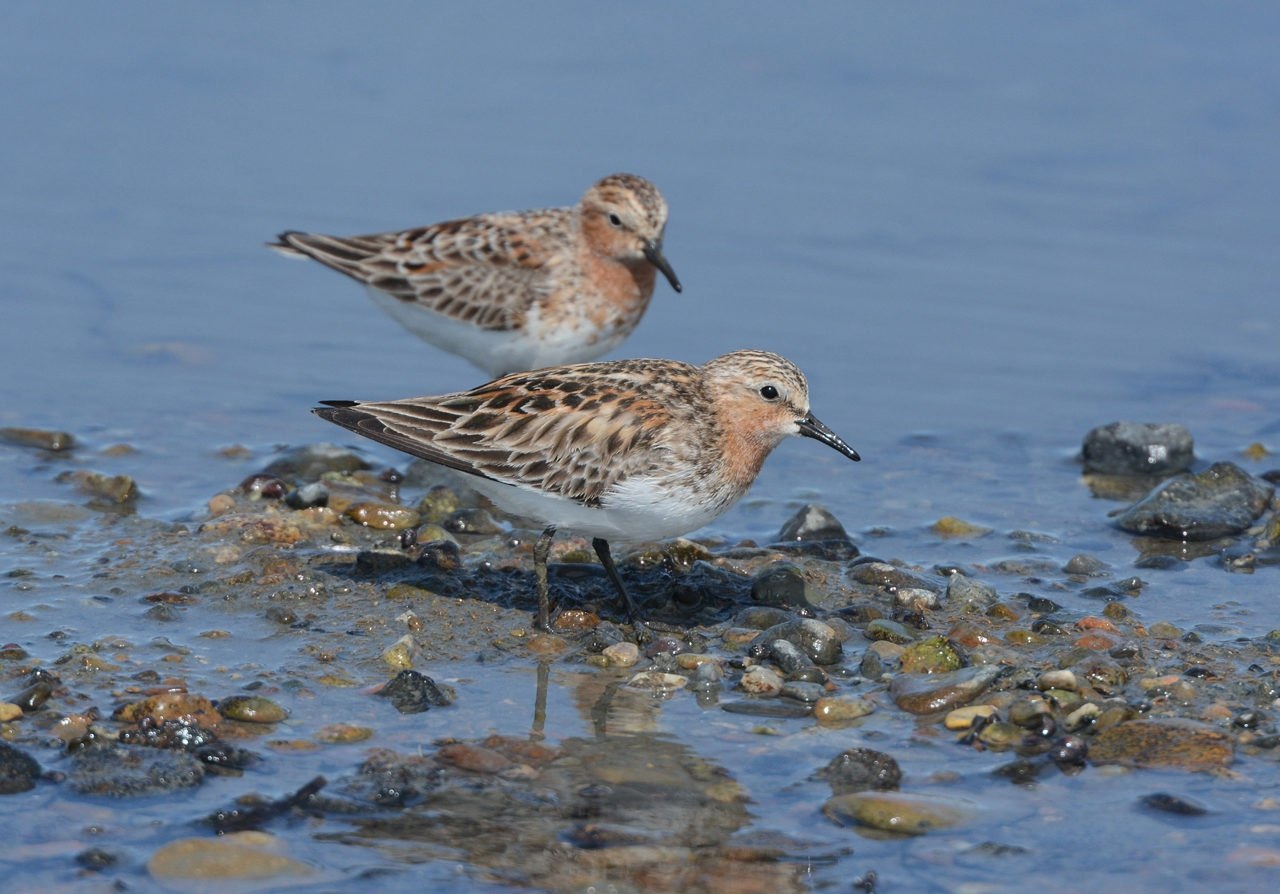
[3,3,1279,892]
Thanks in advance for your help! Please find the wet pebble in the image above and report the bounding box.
[7,674,54,712]
[148,832,311,881]
[238,474,287,500]
[740,665,784,696]
[894,587,941,612]
[1038,669,1078,691]
[780,681,825,703]
[377,670,453,714]
[1114,462,1274,541]
[0,426,75,451]
[813,696,875,724]
[889,664,1003,715]
[75,848,118,871]
[624,671,688,693]
[415,538,462,570]
[864,618,914,644]
[601,641,640,668]
[382,635,415,670]
[115,692,222,728]
[1065,702,1101,731]
[1141,792,1209,816]
[769,639,815,676]
[285,482,329,509]
[823,791,974,835]
[1063,554,1109,577]
[848,562,938,594]
[819,747,901,793]
[750,563,811,607]
[70,742,204,796]
[720,699,812,718]
[57,469,138,504]
[898,636,963,674]
[1089,718,1234,771]
[1082,421,1193,475]
[976,721,1025,748]
[0,741,42,794]
[946,574,998,610]
[931,516,992,538]
[775,503,850,542]
[944,704,997,730]
[749,618,842,665]
[219,696,289,724]
[345,502,421,530]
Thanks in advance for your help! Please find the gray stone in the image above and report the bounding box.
[1114,462,1273,541]
[1082,422,1193,475]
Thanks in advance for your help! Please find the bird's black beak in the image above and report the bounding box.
[797,413,860,462]
[643,240,682,293]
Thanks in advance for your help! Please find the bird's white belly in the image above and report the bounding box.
[467,474,729,545]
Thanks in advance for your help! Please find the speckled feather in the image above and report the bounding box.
[273,174,681,375]
[314,350,860,543]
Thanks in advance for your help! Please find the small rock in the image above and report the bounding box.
[1089,718,1233,771]
[115,692,222,728]
[776,504,850,542]
[1082,422,1193,475]
[377,670,452,714]
[749,618,842,666]
[346,502,420,530]
[70,743,204,796]
[602,642,640,668]
[1114,462,1273,541]
[0,741,42,794]
[818,747,901,793]
[148,832,311,881]
[750,563,810,607]
[1140,792,1209,816]
[889,665,1003,715]
[624,671,687,693]
[57,470,138,504]
[0,426,75,451]
[848,562,939,593]
[898,636,963,674]
[740,665,784,696]
[813,696,875,724]
[823,791,973,835]
[1038,669,1078,691]
[944,704,997,730]
[894,587,941,612]
[1063,554,1109,576]
[946,574,998,611]
[864,618,914,644]
[780,681,825,703]
[285,482,329,509]
[931,517,991,539]
[218,696,289,724]
[768,639,815,676]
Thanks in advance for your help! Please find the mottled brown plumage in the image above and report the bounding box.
[316,350,859,629]
[272,174,680,376]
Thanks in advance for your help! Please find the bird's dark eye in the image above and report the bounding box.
[608,213,623,227]
[759,385,779,400]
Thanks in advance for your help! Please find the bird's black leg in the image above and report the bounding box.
[592,537,639,624]
[533,525,557,632]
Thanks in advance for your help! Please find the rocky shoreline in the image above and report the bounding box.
[1,422,1278,889]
